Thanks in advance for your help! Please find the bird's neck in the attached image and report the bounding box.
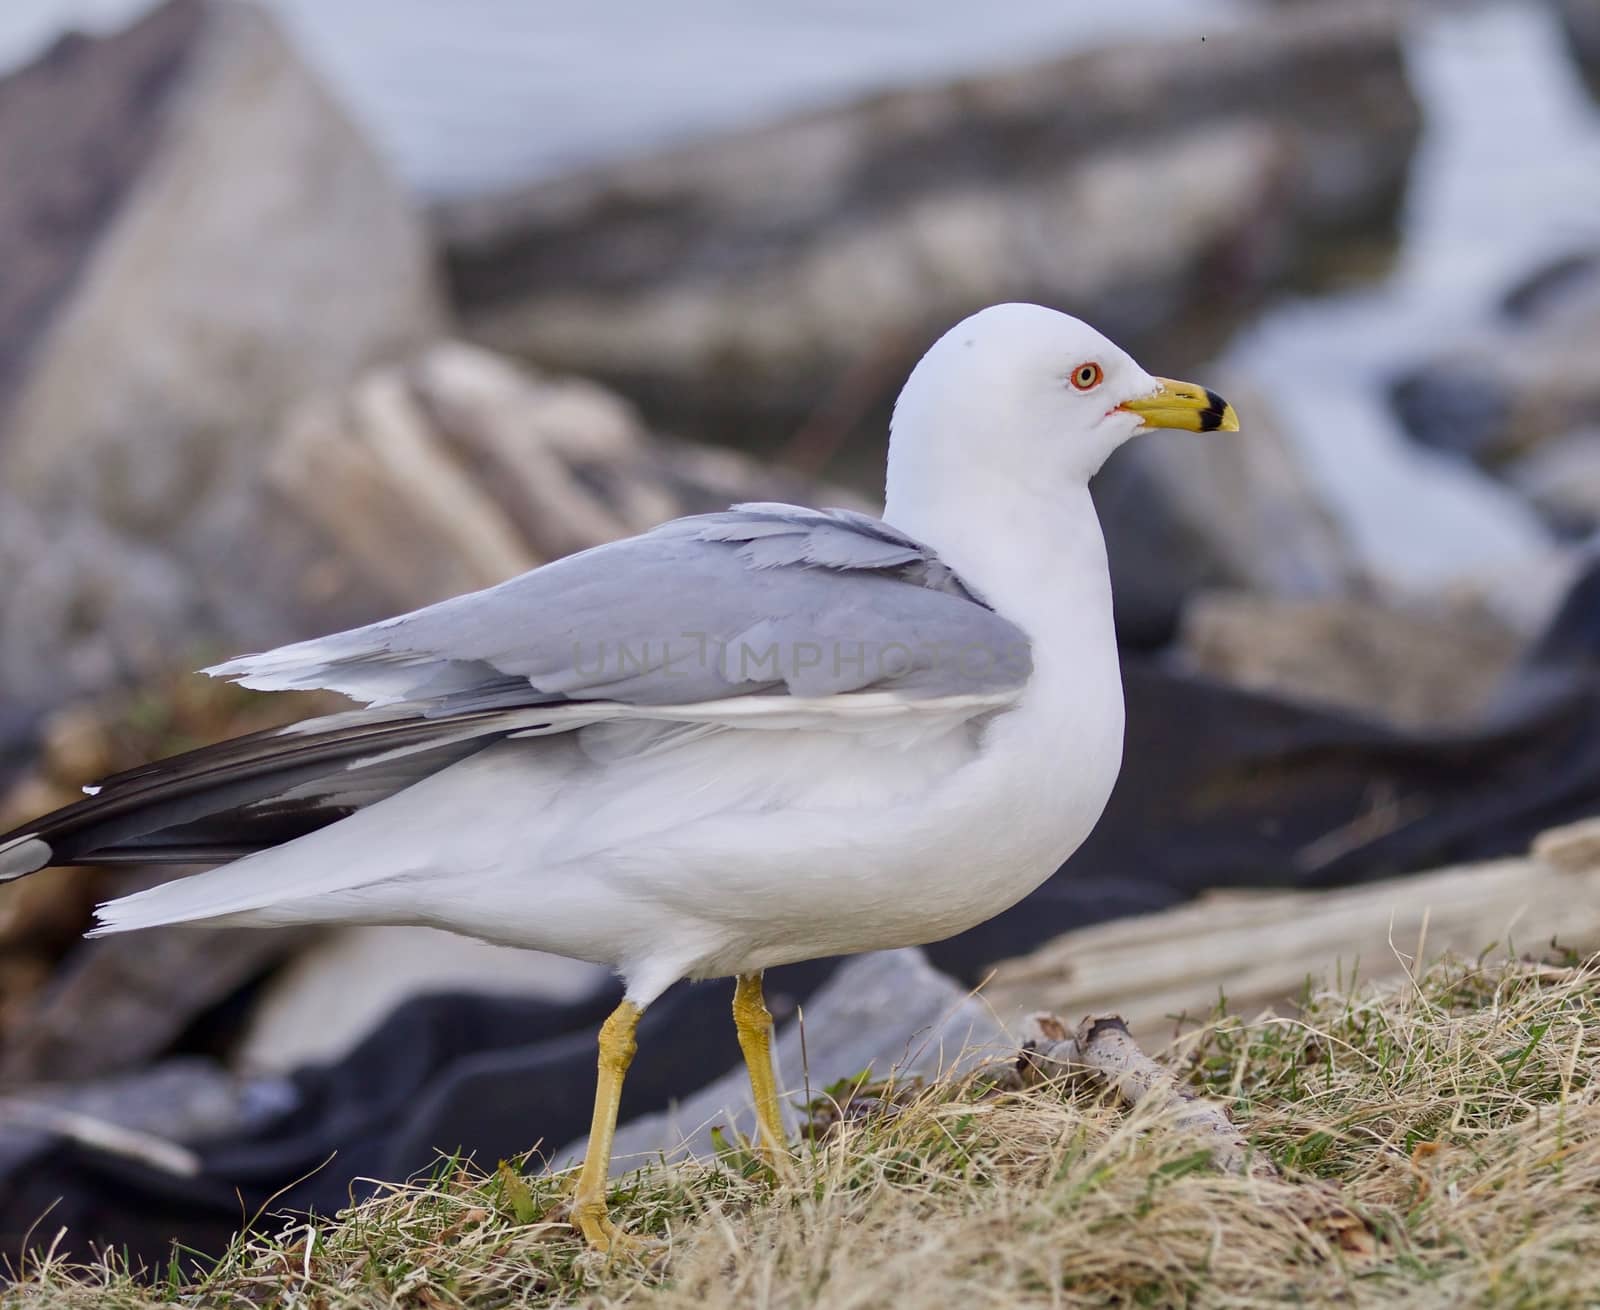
[886,471,1126,865]
[884,472,1115,658]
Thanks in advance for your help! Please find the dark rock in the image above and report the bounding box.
[0,892,311,1086]
[0,1057,296,1265]
[1505,427,1600,537]
[1098,377,1360,647]
[1390,250,1600,468]
[1555,0,1600,100]
[1388,366,1513,461]
[1500,250,1600,322]
[1522,542,1600,675]
[437,7,1420,451]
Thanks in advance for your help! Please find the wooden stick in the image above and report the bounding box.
[1016,1011,1276,1178]
[0,1097,200,1176]
[984,835,1600,1036]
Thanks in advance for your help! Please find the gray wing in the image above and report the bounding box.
[207,504,1032,710]
[0,506,1032,879]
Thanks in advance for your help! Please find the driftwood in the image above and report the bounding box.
[0,1097,198,1177]
[983,819,1600,1035]
[1016,1011,1272,1178]
[1011,1011,1380,1259]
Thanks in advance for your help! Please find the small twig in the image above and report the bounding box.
[0,1097,200,1176]
[1016,1012,1277,1178]
[798,1003,813,1147]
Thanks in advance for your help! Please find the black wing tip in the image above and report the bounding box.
[0,834,52,880]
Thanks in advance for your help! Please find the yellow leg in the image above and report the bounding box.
[571,999,641,1252]
[733,972,790,1167]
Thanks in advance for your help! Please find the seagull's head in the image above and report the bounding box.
[887,302,1239,497]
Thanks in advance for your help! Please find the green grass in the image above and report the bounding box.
[8,949,1600,1308]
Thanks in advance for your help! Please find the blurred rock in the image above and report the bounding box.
[0,492,198,705]
[438,7,1419,450]
[0,909,310,1087]
[1506,427,1600,536]
[1522,542,1600,676]
[0,1058,297,1241]
[1096,377,1360,646]
[245,342,866,633]
[0,676,326,1079]
[0,0,445,710]
[0,0,203,429]
[235,927,608,1073]
[0,864,95,959]
[560,948,1006,1173]
[1177,590,1522,730]
[1555,0,1600,99]
[1390,251,1600,467]
[1499,251,1599,323]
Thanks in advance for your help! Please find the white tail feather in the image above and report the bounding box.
[90,865,270,935]
[90,818,415,936]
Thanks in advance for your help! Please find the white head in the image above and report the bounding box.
[884,303,1236,527]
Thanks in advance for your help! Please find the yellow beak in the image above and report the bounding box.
[1118,377,1239,433]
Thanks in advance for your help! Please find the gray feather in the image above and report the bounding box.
[208,504,1032,709]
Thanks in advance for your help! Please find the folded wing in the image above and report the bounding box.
[0,505,1032,877]
[205,504,1030,709]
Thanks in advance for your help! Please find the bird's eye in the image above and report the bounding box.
[1071,362,1104,391]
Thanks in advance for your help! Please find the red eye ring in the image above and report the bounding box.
[1071,362,1104,391]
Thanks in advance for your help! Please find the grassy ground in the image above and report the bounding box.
[7,948,1600,1309]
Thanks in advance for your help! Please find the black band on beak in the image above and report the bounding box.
[1199,390,1230,433]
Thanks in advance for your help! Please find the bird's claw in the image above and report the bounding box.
[573,1200,658,1259]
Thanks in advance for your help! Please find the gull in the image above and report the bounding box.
[0,303,1237,1251]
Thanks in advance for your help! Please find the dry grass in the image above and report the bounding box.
[8,948,1600,1309]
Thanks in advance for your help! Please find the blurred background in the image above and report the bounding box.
[3,0,1600,1269]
